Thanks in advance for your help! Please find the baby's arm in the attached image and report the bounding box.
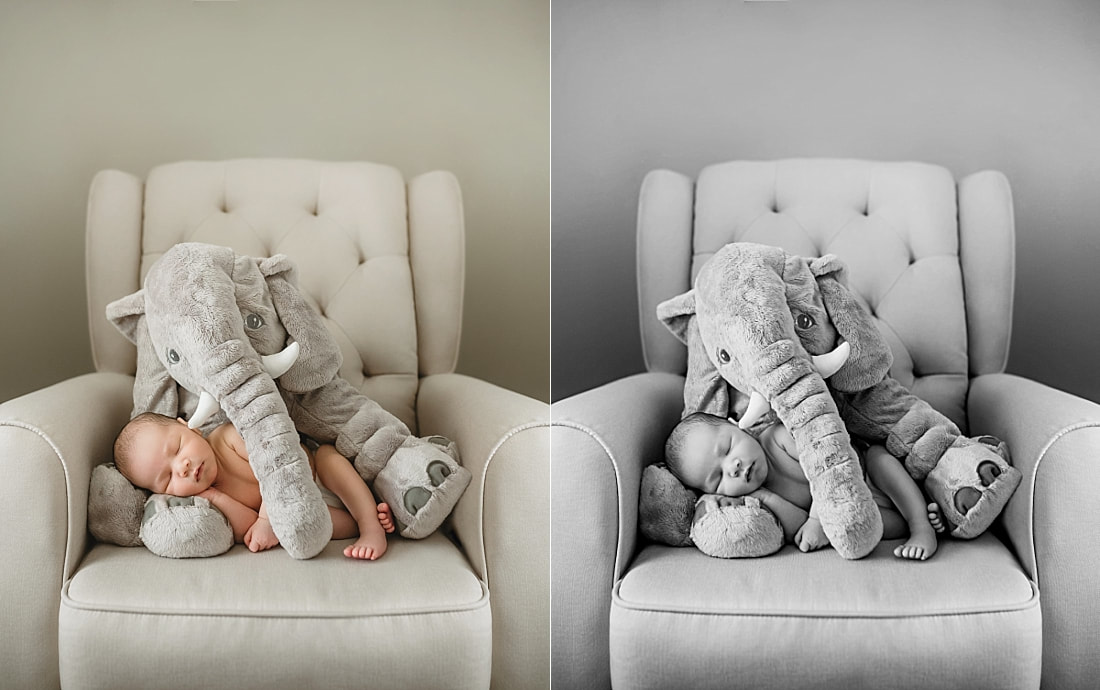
[749,487,808,543]
[795,503,830,552]
[198,487,259,543]
[765,424,832,552]
[243,502,280,552]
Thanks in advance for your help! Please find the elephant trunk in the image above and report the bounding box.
[752,339,883,559]
[202,339,332,559]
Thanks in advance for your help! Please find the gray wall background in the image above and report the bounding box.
[552,0,1100,402]
[0,0,549,404]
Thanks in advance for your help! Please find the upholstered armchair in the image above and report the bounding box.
[552,159,1099,689]
[0,159,549,689]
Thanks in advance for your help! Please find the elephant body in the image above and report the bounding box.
[101,243,470,559]
[659,242,1020,558]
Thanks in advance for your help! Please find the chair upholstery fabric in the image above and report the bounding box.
[553,159,1100,690]
[2,159,550,690]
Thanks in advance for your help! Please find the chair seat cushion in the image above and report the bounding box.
[610,534,1040,690]
[60,533,491,690]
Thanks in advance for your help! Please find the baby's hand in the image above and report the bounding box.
[244,517,280,552]
[795,517,830,552]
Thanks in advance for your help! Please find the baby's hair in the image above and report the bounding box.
[665,412,729,482]
[113,412,177,482]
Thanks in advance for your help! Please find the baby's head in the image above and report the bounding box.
[665,412,768,497]
[113,412,217,496]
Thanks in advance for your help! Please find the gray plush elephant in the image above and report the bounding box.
[95,242,470,559]
[656,242,1019,559]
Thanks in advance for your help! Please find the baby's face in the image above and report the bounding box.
[678,420,768,497]
[126,418,218,496]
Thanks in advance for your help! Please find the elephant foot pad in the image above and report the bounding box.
[374,436,471,539]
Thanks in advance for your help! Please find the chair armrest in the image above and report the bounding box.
[416,373,549,690]
[969,372,1100,690]
[550,372,685,690]
[0,372,134,688]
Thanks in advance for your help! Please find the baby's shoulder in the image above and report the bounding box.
[209,423,247,460]
[760,423,798,460]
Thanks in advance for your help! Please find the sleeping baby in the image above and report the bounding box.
[665,412,945,560]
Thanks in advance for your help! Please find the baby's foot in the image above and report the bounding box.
[344,520,389,561]
[928,503,947,534]
[893,525,938,561]
[377,502,396,534]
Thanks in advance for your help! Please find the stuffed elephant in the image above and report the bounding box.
[656,242,1020,559]
[91,242,470,559]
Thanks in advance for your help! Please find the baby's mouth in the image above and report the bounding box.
[195,462,204,482]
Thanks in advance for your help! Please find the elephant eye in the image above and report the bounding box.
[717,348,731,364]
[166,348,180,364]
[245,313,265,330]
[796,313,815,330]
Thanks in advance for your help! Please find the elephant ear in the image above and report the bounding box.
[658,290,732,418]
[656,289,696,344]
[258,254,342,393]
[810,255,892,392]
[106,290,179,417]
[106,289,147,345]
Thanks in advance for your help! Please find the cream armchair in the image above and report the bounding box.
[552,159,1099,689]
[0,159,549,690]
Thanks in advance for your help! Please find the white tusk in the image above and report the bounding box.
[738,390,772,430]
[188,390,221,429]
[812,341,851,379]
[261,341,300,379]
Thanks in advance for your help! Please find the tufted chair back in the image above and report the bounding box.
[637,158,1015,432]
[86,159,464,433]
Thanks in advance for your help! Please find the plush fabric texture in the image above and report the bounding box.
[87,463,146,548]
[638,464,695,547]
[689,495,783,558]
[94,243,470,558]
[139,495,233,558]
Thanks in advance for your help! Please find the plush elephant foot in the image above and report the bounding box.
[810,462,883,560]
[690,495,784,558]
[140,494,234,558]
[371,435,471,539]
[924,435,1022,539]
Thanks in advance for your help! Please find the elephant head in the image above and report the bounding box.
[107,242,338,559]
[658,242,887,559]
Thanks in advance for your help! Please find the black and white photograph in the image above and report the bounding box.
[552,2,1100,689]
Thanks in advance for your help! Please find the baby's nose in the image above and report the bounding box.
[725,457,742,474]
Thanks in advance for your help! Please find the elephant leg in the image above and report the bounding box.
[311,386,471,539]
[883,401,959,480]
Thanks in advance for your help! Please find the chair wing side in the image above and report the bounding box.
[0,372,134,688]
[550,372,685,690]
[86,170,144,375]
[969,372,1100,690]
[959,170,1015,377]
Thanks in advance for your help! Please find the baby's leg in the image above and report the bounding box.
[314,444,390,560]
[865,445,939,561]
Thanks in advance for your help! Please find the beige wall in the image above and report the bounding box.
[552,0,1100,403]
[0,0,549,403]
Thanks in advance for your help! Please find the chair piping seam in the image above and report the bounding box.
[551,420,626,579]
[0,421,75,580]
[1026,420,1100,587]
[479,420,551,588]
